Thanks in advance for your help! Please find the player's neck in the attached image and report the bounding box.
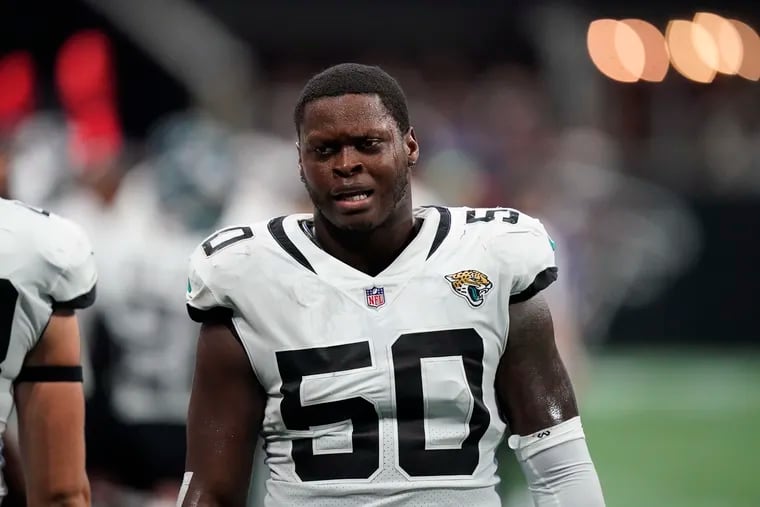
[312,210,420,277]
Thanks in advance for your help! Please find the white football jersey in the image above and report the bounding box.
[0,198,97,493]
[187,206,557,507]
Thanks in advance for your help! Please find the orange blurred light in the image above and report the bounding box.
[615,21,646,79]
[694,12,743,75]
[621,19,669,82]
[666,20,718,83]
[588,19,642,82]
[729,19,760,80]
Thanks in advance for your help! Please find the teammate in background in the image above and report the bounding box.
[180,64,605,507]
[0,198,96,506]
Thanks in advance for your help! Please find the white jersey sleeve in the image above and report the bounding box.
[487,211,558,303]
[0,199,97,339]
[43,213,98,309]
[186,247,230,322]
[186,225,255,322]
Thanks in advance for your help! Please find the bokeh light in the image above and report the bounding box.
[588,14,758,83]
[694,12,743,75]
[730,19,760,80]
[588,19,642,82]
[622,19,670,82]
[666,20,718,83]
[0,51,35,131]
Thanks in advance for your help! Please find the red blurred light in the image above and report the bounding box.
[68,103,123,169]
[56,30,116,113]
[0,51,36,132]
[56,30,123,169]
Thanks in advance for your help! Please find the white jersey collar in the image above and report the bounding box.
[270,206,451,285]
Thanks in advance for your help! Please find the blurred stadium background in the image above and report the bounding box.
[1,1,758,506]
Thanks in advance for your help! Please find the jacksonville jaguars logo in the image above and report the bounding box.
[444,270,494,308]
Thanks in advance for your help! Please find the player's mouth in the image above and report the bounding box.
[332,189,375,212]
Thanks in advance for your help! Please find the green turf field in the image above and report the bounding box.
[578,350,760,507]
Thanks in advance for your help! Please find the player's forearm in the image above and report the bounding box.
[26,483,91,507]
[179,485,248,507]
[510,417,606,506]
[21,442,90,507]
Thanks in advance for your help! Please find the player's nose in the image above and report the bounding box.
[332,147,363,178]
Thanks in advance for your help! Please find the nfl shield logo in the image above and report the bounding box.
[365,286,386,308]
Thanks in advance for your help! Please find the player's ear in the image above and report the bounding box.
[295,140,304,178]
[405,127,419,168]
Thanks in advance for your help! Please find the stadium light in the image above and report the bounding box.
[694,13,743,75]
[666,20,718,83]
[587,19,643,82]
[729,20,760,80]
[621,19,669,82]
[587,14,759,83]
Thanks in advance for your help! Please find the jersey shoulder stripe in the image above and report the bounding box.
[267,217,315,273]
[422,205,452,259]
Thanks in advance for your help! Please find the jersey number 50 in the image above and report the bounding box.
[276,328,490,481]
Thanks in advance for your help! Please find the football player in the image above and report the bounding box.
[180,64,605,507]
[0,198,96,506]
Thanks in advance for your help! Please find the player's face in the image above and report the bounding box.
[298,94,419,232]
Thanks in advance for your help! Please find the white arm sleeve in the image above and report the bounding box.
[508,417,606,507]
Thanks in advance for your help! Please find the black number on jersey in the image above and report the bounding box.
[275,329,490,481]
[201,226,254,256]
[276,342,379,481]
[392,329,489,477]
[466,208,518,224]
[0,280,19,370]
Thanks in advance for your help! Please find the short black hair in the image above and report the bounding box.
[294,63,410,135]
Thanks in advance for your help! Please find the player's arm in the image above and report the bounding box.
[14,309,90,507]
[179,319,265,507]
[496,294,605,506]
[3,429,27,504]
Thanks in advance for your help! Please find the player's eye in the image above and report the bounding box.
[356,138,381,151]
[313,144,338,156]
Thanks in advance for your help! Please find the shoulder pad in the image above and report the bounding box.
[40,213,98,309]
[473,208,558,302]
[186,223,259,322]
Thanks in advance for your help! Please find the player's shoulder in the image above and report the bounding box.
[0,199,97,308]
[2,199,92,269]
[452,206,558,298]
[188,214,302,281]
[444,205,551,239]
[189,216,281,265]
[186,216,299,319]
[445,205,556,263]
[42,212,94,272]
